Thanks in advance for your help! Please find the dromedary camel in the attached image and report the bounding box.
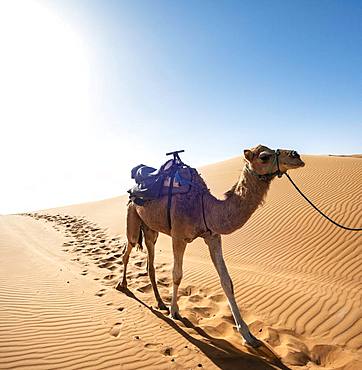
[116,145,305,347]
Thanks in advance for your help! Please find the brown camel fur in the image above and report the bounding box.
[116,145,305,347]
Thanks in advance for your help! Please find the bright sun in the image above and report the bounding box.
[0,0,93,213]
[0,0,90,135]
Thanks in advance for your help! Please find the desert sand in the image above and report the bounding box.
[0,154,361,369]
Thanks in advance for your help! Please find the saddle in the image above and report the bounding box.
[128,150,194,205]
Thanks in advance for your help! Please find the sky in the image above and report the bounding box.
[0,0,361,214]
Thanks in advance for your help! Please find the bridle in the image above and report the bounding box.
[247,149,284,182]
[246,149,362,231]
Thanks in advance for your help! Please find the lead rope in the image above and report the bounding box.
[283,171,362,231]
[273,149,362,231]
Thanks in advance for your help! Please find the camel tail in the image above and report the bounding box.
[137,225,144,250]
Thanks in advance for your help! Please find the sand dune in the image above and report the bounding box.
[0,154,361,369]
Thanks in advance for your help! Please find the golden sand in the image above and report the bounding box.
[0,155,361,369]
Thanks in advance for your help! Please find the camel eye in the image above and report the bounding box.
[259,153,271,162]
[290,150,300,159]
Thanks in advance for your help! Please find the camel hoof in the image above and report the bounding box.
[170,310,183,320]
[157,302,169,311]
[115,283,128,292]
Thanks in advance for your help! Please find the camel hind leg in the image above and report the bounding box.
[116,204,142,291]
[142,225,168,311]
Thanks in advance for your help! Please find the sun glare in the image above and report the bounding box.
[0,0,92,213]
[0,0,90,132]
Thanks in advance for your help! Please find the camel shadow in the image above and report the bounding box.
[119,288,290,370]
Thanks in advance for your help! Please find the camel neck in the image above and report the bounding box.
[234,164,271,203]
[206,164,271,235]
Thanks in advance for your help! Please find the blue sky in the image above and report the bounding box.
[0,0,361,213]
[54,0,361,156]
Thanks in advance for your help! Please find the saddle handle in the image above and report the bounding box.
[166,150,185,164]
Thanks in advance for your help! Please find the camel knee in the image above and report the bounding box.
[127,230,141,246]
[172,269,183,286]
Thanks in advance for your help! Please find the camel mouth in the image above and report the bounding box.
[280,157,305,170]
[288,160,305,169]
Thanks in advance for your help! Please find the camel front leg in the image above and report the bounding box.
[204,234,261,348]
[170,238,187,320]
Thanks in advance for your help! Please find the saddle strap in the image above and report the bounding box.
[167,168,178,230]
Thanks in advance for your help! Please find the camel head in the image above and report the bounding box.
[244,144,305,178]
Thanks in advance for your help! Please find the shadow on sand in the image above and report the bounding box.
[119,287,290,370]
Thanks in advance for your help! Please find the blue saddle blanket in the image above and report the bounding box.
[128,160,193,202]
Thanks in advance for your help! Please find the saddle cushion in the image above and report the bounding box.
[160,166,192,195]
[128,162,193,202]
[132,165,158,183]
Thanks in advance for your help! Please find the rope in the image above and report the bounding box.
[179,170,212,234]
[166,167,178,230]
[284,172,362,231]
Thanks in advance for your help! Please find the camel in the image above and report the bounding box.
[116,145,305,347]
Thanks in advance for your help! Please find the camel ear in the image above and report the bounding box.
[244,149,254,162]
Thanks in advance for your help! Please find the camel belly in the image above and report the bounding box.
[134,193,207,241]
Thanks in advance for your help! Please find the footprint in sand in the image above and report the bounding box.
[95,288,106,297]
[134,260,146,267]
[81,269,88,276]
[309,344,344,367]
[135,271,148,278]
[193,306,216,319]
[157,277,171,287]
[161,346,174,356]
[103,274,116,282]
[144,342,162,351]
[109,323,122,337]
[189,294,203,303]
[136,283,152,293]
[209,293,226,303]
[98,262,113,269]
[180,285,195,296]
